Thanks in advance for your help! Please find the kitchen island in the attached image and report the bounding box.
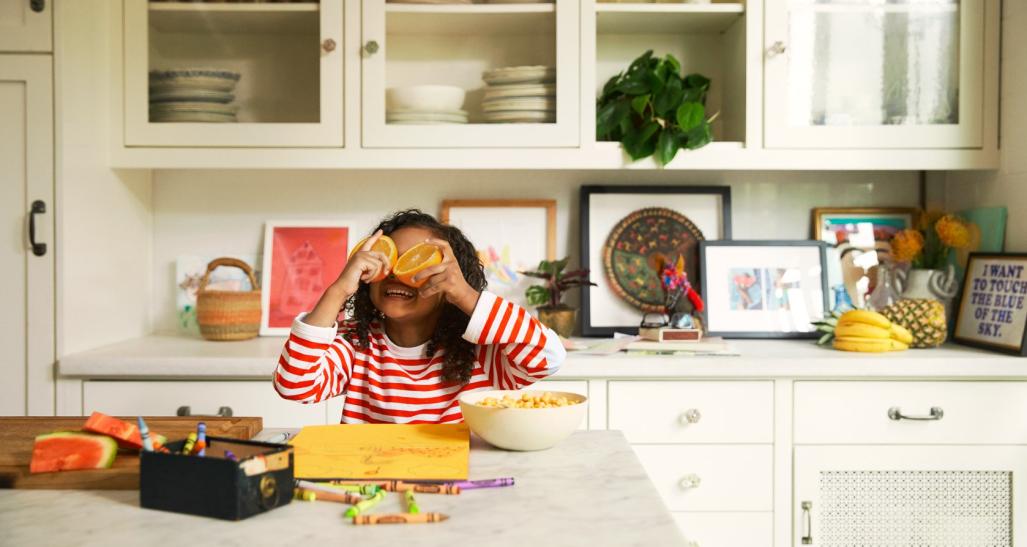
[0,430,685,547]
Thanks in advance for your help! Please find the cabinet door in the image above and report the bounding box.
[794,446,1027,546]
[0,0,51,52]
[765,0,984,148]
[0,55,54,416]
[123,0,343,147]
[361,0,579,148]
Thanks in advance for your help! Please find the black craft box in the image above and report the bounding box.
[140,436,294,521]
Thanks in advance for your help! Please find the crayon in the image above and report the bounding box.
[297,490,317,502]
[181,432,197,455]
[195,422,207,457]
[137,417,154,452]
[320,482,380,495]
[332,480,460,495]
[405,490,420,514]
[295,487,362,505]
[344,490,385,518]
[224,450,238,462]
[352,513,449,525]
[452,478,515,490]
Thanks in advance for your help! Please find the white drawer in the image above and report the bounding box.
[83,381,328,428]
[633,445,773,512]
[609,381,773,443]
[673,512,773,547]
[794,381,1027,445]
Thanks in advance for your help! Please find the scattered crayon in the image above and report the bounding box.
[137,417,154,452]
[195,422,207,457]
[344,490,385,518]
[332,480,460,495]
[224,450,238,462]
[321,482,380,495]
[405,490,420,514]
[297,490,317,502]
[181,432,197,455]
[295,487,361,505]
[352,513,449,525]
[451,478,515,490]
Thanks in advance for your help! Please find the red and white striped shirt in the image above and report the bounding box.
[272,291,567,424]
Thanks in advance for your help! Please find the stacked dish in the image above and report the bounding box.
[481,66,556,123]
[386,85,468,125]
[149,69,240,123]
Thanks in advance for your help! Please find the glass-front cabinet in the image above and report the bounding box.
[764,0,984,148]
[123,0,343,147]
[361,0,579,148]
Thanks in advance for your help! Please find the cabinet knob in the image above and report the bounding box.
[678,474,701,490]
[364,40,380,55]
[767,41,787,58]
[30,0,45,13]
[321,38,337,53]
[679,408,701,425]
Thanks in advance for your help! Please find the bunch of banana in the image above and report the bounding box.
[830,310,912,352]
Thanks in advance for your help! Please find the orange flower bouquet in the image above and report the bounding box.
[890,212,973,269]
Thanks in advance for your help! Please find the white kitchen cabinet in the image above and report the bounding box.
[0,55,54,416]
[764,0,986,149]
[83,381,328,428]
[633,445,774,512]
[0,0,51,52]
[674,512,774,547]
[361,0,579,148]
[794,445,1026,547]
[122,0,344,147]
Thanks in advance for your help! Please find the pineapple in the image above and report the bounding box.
[880,299,947,348]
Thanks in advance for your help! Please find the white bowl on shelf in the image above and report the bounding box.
[458,390,587,451]
[387,85,466,112]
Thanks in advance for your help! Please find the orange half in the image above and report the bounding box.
[394,242,444,288]
[350,235,398,283]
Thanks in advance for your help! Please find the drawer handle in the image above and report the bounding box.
[678,408,701,425]
[678,474,701,490]
[177,405,234,417]
[801,501,813,544]
[888,406,943,421]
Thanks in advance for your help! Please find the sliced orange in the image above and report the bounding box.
[349,235,398,283]
[394,242,444,288]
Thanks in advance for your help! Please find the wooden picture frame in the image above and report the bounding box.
[700,240,829,339]
[440,200,557,310]
[953,252,1027,356]
[812,207,918,246]
[580,185,732,337]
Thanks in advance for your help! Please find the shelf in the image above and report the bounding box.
[386,3,556,36]
[59,335,1027,380]
[596,3,744,34]
[149,2,320,34]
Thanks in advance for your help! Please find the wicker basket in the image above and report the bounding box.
[196,257,261,341]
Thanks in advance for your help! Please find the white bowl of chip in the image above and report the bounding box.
[458,390,587,451]
[387,85,466,112]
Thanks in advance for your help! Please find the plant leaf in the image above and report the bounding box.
[665,54,682,75]
[551,257,569,274]
[656,128,681,166]
[676,102,705,130]
[631,94,651,116]
[596,98,630,138]
[653,76,683,117]
[616,78,650,95]
[525,285,550,307]
[683,122,712,150]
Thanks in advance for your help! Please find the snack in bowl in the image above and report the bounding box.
[459,390,587,451]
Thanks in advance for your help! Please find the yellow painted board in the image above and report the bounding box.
[289,423,469,480]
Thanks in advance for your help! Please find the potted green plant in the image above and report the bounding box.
[521,258,596,338]
[596,50,716,165]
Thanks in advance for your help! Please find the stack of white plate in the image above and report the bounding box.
[386,85,468,125]
[149,69,241,123]
[386,109,469,125]
[481,66,556,123]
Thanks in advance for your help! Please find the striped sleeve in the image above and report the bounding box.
[272,314,355,404]
[462,291,567,389]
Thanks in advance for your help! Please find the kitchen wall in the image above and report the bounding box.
[151,169,919,333]
[941,1,1025,251]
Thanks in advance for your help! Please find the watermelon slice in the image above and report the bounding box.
[83,411,165,450]
[30,432,118,473]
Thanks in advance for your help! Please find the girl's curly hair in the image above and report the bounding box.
[345,209,486,384]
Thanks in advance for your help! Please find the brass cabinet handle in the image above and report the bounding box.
[364,40,380,55]
[801,501,813,544]
[321,38,337,53]
[888,406,944,421]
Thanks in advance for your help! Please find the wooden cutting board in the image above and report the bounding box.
[0,416,262,490]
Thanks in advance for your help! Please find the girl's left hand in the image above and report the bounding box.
[411,238,480,316]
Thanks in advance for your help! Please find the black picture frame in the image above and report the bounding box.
[699,240,829,339]
[579,184,732,337]
[952,252,1027,356]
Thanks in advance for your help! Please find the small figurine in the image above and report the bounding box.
[659,254,704,330]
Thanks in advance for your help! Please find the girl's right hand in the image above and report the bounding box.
[332,230,392,297]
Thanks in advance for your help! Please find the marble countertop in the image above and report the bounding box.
[0,431,684,547]
[58,334,1027,379]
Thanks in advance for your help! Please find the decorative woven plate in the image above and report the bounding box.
[602,207,705,313]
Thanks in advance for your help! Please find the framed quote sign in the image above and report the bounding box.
[953,253,1027,356]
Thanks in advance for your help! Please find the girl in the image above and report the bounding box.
[273,209,567,424]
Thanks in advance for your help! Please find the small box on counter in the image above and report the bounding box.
[140,436,294,521]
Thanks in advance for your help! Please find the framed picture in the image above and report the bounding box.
[953,253,1027,356]
[812,207,918,308]
[440,199,556,309]
[580,185,731,336]
[700,240,828,339]
[261,221,354,336]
